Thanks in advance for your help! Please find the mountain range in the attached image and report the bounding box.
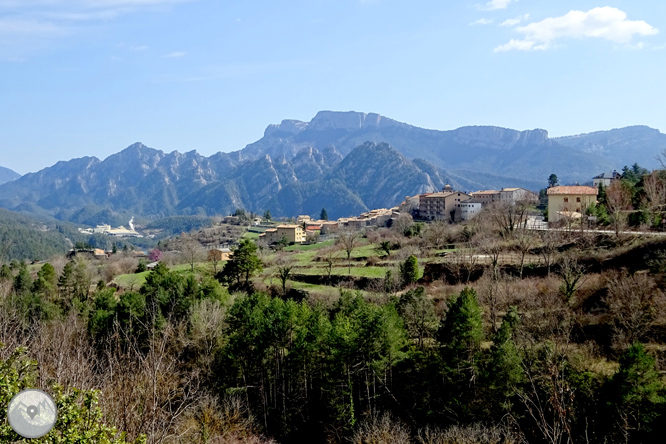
[0,111,664,223]
[0,166,20,185]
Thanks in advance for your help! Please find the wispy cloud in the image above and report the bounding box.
[130,45,148,51]
[0,0,191,36]
[164,51,185,58]
[500,13,529,27]
[478,0,515,11]
[495,7,658,52]
[470,18,493,26]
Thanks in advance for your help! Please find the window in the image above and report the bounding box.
[576,197,581,203]
[564,197,569,203]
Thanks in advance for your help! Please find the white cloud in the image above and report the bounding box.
[164,51,185,58]
[0,0,191,35]
[495,7,658,52]
[130,44,148,50]
[500,13,529,27]
[479,0,515,11]
[470,18,493,26]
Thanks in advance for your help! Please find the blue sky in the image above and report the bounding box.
[1,0,664,174]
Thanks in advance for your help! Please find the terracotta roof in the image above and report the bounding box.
[547,186,598,195]
[277,224,301,228]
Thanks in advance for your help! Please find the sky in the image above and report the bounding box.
[1,0,665,174]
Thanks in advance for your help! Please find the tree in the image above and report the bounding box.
[32,262,57,300]
[538,231,559,276]
[263,209,272,221]
[320,207,328,221]
[606,180,633,236]
[608,343,666,441]
[399,255,419,287]
[548,173,559,188]
[218,239,262,292]
[487,199,533,238]
[641,171,666,228]
[148,248,162,262]
[378,240,391,257]
[180,239,204,272]
[558,255,585,306]
[337,230,361,275]
[276,255,295,295]
[514,230,535,279]
[396,286,437,349]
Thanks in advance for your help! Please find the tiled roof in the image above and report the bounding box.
[547,186,598,195]
[472,190,499,195]
[278,224,301,228]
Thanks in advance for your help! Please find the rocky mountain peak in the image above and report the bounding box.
[308,111,400,132]
[264,119,309,137]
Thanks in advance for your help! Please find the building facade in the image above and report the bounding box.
[546,186,598,224]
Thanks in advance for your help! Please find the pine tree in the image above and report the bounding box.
[399,255,419,287]
[264,209,272,221]
[320,207,328,221]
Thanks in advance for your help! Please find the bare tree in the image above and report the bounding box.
[207,249,223,275]
[604,272,666,349]
[180,239,205,272]
[558,255,585,307]
[337,230,361,275]
[478,234,505,280]
[424,221,450,250]
[606,181,633,236]
[539,231,559,277]
[487,199,534,239]
[642,170,666,228]
[514,230,536,279]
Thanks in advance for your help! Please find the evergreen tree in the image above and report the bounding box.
[320,207,328,221]
[32,262,57,299]
[607,343,666,440]
[399,255,419,287]
[218,239,262,292]
[12,262,31,295]
[548,173,559,188]
[487,306,523,406]
[264,209,272,221]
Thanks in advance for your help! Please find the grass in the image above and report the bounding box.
[114,271,149,289]
[284,239,335,252]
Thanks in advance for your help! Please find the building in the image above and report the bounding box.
[320,221,340,234]
[418,188,472,221]
[546,186,598,224]
[454,200,483,222]
[499,187,537,203]
[296,215,312,223]
[470,188,536,205]
[593,171,621,187]
[208,248,232,262]
[470,190,500,204]
[260,224,306,244]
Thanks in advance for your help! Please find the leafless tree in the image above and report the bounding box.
[180,239,205,272]
[478,234,505,280]
[642,170,666,228]
[424,221,450,250]
[604,272,666,350]
[337,230,361,275]
[558,255,585,307]
[487,199,535,239]
[392,213,415,236]
[539,231,560,277]
[606,181,633,237]
[514,230,536,279]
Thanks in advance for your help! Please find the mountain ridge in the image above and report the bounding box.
[1,111,664,223]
